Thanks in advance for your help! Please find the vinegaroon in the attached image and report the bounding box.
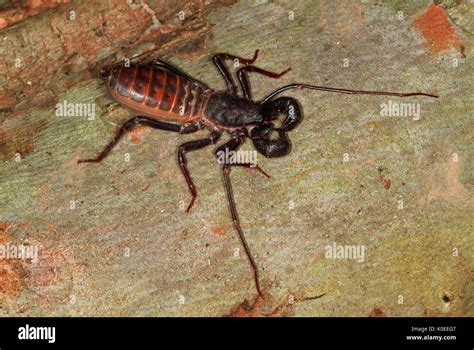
[78,50,438,298]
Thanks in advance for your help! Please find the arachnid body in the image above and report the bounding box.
[79,50,438,297]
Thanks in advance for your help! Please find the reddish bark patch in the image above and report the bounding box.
[0,260,24,296]
[369,306,387,317]
[129,126,150,145]
[226,292,325,317]
[0,0,71,30]
[413,4,461,53]
[378,168,392,190]
[227,294,264,317]
[379,175,392,190]
[0,222,24,297]
[211,225,227,236]
[0,221,13,244]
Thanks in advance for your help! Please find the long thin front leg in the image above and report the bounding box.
[263,83,439,102]
[237,65,291,100]
[178,130,221,213]
[215,135,264,297]
[212,50,259,95]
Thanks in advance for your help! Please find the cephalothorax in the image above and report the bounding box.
[79,50,438,297]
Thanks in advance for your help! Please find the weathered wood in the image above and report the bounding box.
[0,0,233,114]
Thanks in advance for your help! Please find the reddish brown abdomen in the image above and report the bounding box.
[107,64,209,123]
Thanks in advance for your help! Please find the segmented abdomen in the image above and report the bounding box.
[107,64,209,122]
